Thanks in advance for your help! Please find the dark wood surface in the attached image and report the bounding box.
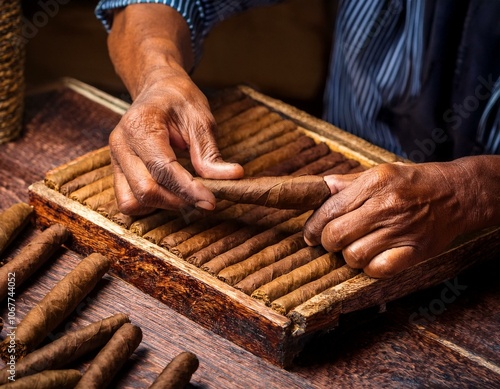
[0,85,499,388]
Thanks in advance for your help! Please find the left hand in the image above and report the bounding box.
[303,161,475,278]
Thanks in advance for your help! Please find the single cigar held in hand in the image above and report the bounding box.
[149,351,199,389]
[197,175,331,210]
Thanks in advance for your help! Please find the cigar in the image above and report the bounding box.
[234,246,326,295]
[0,369,82,389]
[226,131,302,165]
[242,135,316,176]
[220,120,297,158]
[111,212,138,229]
[0,202,33,256]
[320,159,361,176]
[202,212,310,276]
[96,199,120,219]
[83,187,115,211]
[0,314,130,383]
[0,224,70,301]
[0,253,111,360]
[271,265,360,314]
[212,97,256,124]
[197,175,331,210]
[217,105,270,137]
[217,232,307,286]
[209,88,244,111]
[60,164,113,196]
[75,323,143,389]
[160,204,255,250]
[217,112,283,149]
[292,151,345,176]
[251,252,343,306]
[149,351,199,389]
[170,220,243,259]
[129,210,179,236]
[69,175,114,203]
[258,142,331,176]
[45,146,111,191]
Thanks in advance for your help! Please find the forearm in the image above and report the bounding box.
[108,4,194,99]
[451,155,500,233]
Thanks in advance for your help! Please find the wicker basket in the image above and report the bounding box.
[0,0,25,144]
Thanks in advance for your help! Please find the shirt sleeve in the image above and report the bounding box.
[95,0,281,64]
[477,77,500,155]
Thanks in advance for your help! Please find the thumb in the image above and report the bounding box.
[189,124,244,179]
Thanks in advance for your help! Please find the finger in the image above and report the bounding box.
[363,246,421,279]
[320,202,383,252]
[111,160,156,215]
[323,173,361,195]
[111,150,201,213]
[188,121,244,179]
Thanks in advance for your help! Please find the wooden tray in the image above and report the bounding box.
[28,80,500,367]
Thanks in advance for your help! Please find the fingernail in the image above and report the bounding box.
[303,235,314,246]
[195,200,215,211]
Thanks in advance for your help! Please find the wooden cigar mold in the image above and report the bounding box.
[29,82,500,368]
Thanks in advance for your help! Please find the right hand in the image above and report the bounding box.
[109,70,244,215]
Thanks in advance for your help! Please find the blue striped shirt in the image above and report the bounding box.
[95,0,500,159]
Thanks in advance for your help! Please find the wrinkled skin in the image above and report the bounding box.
[304,158,500,278]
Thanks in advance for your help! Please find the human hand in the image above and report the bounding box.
[109,72,243,215]
[303,162,477,278]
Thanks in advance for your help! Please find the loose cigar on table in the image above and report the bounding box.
[69,175,114,203]
[234,246,326,295]
[227,130,302,165]
[149,351,199,389]
[212,97,256,124]
[0,369,82,389]
[217,232,308,286]
[220,119,297,158]
[209,88,244,111]
[0,224,70,301]
[75,323,143,389]
[242,135,316,176]
[197,175,331,210]
[258,142,331,177]
[0,313,130,383]
[272,265,360,315]
[83,187,115,211]
[202,211,309,276]
[293,151,346,176]
[251,252,343,306]
[0,202,33,257]
[45,146,111,191]
[0,253,111,360]
[60,164,113,196]
[217,105,270,137]
[129,210,179,236]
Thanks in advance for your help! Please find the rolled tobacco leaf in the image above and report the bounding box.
[197,175,331,210]
[216,105,270,137]
[234,246,326,295]
[272,265,360,315]
[0,253,111,360]
[75,323,143,389]
[212,97,256,124]
[60,164,113,196]
[251,252,343,306]
[44,146,111,191]
[209,87,244,111]
[0,202,33,257]
[0,224,70,301]
[69,175,114,204]
[149,351,199,389]
[0,369,82,389]
[129,210,179,236]
[217,232,307,286]
[0,313,130,384]
[292,151,345,176]
[83,187,116,211]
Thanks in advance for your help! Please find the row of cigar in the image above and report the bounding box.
[44,89,364,316]
[0,203,199,388]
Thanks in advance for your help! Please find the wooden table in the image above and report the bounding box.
[0,81,499,388]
